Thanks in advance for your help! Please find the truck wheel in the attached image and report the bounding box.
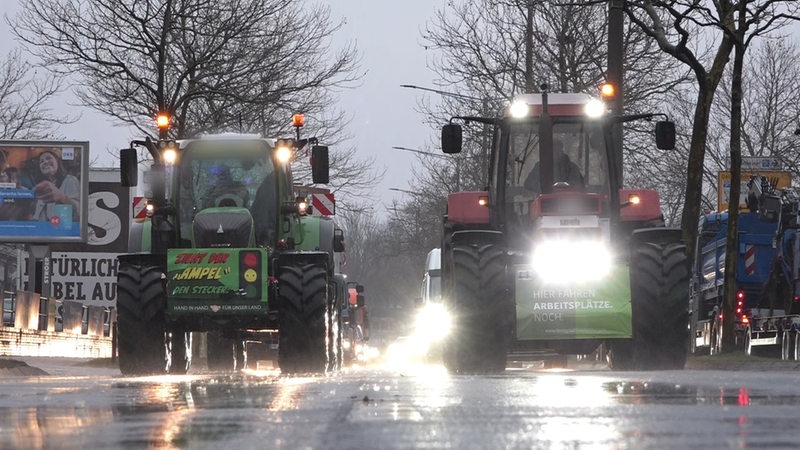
[793,331,800,361]
[781,330,793,361]
[443,242,509,374]
[617,241,689,370]
[278,264,328,374]
[168,331,192,374]
[206,331,236,371]
[117,264,168,375]
[744,326,753,356]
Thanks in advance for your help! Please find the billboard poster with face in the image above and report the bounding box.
[0,141,89,243]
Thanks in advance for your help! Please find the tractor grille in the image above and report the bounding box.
[193,209,253,248]
[538,196,602,215]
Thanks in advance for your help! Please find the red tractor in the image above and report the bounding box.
[440,90,688,372]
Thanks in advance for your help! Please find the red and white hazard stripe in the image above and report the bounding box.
[132,196,147,219]
[744,244,756,275]
[311,193,335,216]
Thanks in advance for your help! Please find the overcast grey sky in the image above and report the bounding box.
[0,1,445,210]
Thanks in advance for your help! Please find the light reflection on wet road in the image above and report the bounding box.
[1,363,799,449]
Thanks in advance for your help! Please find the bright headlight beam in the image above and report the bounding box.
[584,99,606,118]
[510,101,530,118]
[162,148,178,165]
[275,146,293,163]
[532,240,612,283]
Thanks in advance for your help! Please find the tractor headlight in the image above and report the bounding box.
[162,148,178,166]
[584,99,606,118]
[275,139,294,163]
[532,240,612,283]
[509,101,530,118]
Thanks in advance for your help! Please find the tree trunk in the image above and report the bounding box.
[721,6,748,353]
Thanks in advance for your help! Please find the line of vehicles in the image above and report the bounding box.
[113,86,791,376]
[691,175,800,359]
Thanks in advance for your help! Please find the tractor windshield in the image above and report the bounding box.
[177,140,277,243]
[504,120,610,218]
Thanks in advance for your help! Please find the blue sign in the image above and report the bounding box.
[0,141,89,243]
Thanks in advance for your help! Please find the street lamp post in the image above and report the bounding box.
[400,84,492,187]
[392,146,461,191]
[399,84,484,102]
[389,187,421,196]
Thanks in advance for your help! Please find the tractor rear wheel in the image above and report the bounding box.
[168,331,192,374]
[443,242,510,374]
[278,264,328,374]
[327,288,343,372]
[610,241,689,370]
[206,331,238,371]
[117,264,168,375]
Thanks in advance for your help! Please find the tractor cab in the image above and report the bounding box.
[494,94,613,248]
[442,91,675,254]
[175,136,290,248]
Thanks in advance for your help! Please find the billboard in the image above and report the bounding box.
[49,251,119,308]
[47,169,129,307]
[717,171,792,212]
[0,141,89,243]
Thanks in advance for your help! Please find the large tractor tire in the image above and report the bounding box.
[608,241,689,370]
[117,264,168,375]
[278,264,329,374]
[443,242,510,374]
[206,331,233,371]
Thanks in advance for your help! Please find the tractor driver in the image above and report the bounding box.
[204,165,250,208]
[523,138,584,194]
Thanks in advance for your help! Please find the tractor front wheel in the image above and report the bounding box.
[443,241,510,374]
[610,241,689,370]
[278,264,329,374]
[117,264,168,375]
[206,331,244,371]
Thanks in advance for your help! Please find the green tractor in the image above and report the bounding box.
[116,117,344,375]
[439,90,689,373]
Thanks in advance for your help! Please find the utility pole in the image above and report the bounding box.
[392,146,461,191]
[607,0,625,185]
[525,1,535,93]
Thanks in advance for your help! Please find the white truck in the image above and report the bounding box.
[420,248,441,305]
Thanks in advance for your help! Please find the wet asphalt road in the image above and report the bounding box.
[2,356,800,449]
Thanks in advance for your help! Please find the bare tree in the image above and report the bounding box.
[11,0,379,203]
[707,40,800,177]
[625,0,799,352]
[0,49,72,139]
[623,1,799,258]
[400,0,688,238]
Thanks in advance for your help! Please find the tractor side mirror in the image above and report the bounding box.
[120,148,138,187]
[655,121,676,150]
[333,228,345,252]
[311,145,329,184]
[442,124,463,154]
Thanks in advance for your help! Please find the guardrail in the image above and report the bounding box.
[1,290,114,358]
